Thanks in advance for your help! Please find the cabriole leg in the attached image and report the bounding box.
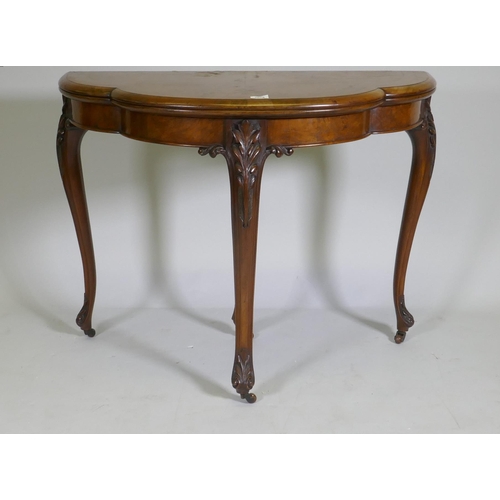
[393,98,436,343]
[56,97,97,338]
[199,120,293,402]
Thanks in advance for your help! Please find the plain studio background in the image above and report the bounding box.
[1,67,500,437]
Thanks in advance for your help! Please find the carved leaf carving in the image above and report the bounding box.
[398,295,415,328]
[230,120,263,227]
[231,348,255,394]
[76,294,89,327]
[421,98,436,149]
[198,119,294,229]
[57,97,70,147]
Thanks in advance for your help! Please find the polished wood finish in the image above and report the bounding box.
[199,119,294,402]
[394,99,436,343]
[56,97,96,338]
[57,71,436,402]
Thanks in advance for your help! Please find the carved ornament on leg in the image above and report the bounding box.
[199,119,293,228]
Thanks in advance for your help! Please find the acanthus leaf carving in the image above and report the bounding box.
[56,96,77,146]
[421,98,436,150]
[231,120,262,228]
[76,294,89,327]
[56,96,82,175]
[231,348,255,395]
[398,294,415,328]
[198,119,294,229]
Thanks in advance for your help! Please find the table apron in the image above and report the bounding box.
[70,99,423,147]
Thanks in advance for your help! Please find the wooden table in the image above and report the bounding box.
[57,71,436,403]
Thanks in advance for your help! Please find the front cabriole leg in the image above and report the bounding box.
[56,96,97,338]
[199,120,293,402]
[393,97,436,343]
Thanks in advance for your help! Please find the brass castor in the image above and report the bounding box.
[241,393,257,404]
[84,329,96,338]
[394,331,406,344]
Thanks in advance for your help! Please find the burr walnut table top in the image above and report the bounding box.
[59,70,436,117]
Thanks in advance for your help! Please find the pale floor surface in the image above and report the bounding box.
[1,304,499,433]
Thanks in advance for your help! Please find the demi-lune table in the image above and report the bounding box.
[57,70,436,403]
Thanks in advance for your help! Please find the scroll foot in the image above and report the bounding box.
[394,331,407,344]
[84,329,96,338]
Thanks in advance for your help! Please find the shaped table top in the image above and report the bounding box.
[59,70,436,117]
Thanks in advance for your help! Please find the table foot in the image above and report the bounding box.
[232,348,256,403]
[76,294,95,337]
[394,331,407,344]
[241,393,257,403]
